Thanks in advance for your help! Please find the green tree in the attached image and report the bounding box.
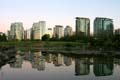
[0,34,2,41]
[0,33,7,42]
[42,34,50,41]
[2,33,7,41]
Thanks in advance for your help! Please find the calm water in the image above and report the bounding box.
[0,51,120,80]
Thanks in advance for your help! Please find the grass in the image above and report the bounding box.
[0,41,86,48]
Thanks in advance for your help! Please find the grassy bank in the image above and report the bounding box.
[0,41,90,52]
[0,41,85,48]
[0,41,43,47]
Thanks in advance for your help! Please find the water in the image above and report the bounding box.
[0,51,120,80]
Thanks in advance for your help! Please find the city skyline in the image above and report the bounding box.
[0,0,120,33]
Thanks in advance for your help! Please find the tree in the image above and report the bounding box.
[2,33,7,41]
[42,34,50,41]
[0,33,7,42]
[0,34,2,41]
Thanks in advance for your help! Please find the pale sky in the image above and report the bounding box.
[0,0,120,33]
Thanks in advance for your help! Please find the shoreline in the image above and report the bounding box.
[0,41,120,57]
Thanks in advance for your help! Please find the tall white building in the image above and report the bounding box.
[32,21,46,40]
[64,26,73,37]
[9,22,24,40]
[53,25,63,39]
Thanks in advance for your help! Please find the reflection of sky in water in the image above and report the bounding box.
[0,52,120,80]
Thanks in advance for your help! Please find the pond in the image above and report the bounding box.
[0,51,120,80]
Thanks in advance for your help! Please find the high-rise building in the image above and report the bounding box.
[64,25,73,37]
[32,21,46,40]
[9,22,24,40]
[75,17,90,37]
[53,25,63,38]
[94,17,114,37]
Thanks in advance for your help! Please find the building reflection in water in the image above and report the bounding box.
[75,57,90,76]
[24,51,33,62]
[10,54,23,68]
[1,50,118,77]
[64,56,72,66]
[31,52,45,71]
[93,57,114,76]
[114,58,120,65]
[45,54,52,63]
[53,54,63,67]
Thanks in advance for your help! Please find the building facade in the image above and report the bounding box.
[94,17,114,37]
[24,28,32,40]
[75,17,90,37]
[27,28,32,40]
[64,26,73,37]
[53,25,63,39]
[32,21,46,40]
[9,22,24,40]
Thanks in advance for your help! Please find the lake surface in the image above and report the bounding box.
[0,51,120,80]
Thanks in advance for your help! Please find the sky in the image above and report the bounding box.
[0,0,120,34]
